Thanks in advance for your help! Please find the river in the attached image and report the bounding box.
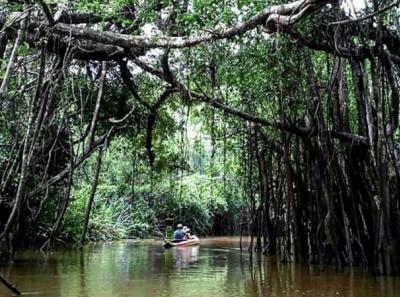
[0,237,399,297]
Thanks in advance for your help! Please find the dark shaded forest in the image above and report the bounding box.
[0,0,399,276]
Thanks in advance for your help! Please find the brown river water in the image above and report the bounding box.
[0,237,399,297]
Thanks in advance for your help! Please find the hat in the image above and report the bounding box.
[183,226,188,232]
[177,223,183,228]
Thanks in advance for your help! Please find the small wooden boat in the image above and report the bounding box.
[163,236,200,248]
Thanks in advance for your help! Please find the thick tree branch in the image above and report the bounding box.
[56,13,104,24]
[37,0,55,26]
[132,58,312,137]
[47,0,328,50]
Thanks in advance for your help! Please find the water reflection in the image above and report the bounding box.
[171,246,199,269]
[0,237,399,297]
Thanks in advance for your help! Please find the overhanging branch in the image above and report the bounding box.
[47,0,329,50]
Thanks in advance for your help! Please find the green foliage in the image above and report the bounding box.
[62,105,245,241]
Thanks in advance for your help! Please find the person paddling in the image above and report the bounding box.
[173,223,186,241]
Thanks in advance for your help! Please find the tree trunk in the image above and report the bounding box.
[78,146,104,247]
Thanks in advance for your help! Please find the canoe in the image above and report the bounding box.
[163,236,200,248]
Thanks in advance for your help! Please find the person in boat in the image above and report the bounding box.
[182,226,188,234]
[173,223,186,241]
[184,228,193,240]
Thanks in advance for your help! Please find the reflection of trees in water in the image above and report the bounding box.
[1,250,62,296]
[239,257,400,297]
[2,241,400,297]
[79,252,86,296]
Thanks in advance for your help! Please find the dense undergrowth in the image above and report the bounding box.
[61,126,244,242]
